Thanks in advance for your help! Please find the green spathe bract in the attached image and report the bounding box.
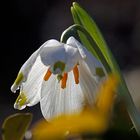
[71,2,140,135]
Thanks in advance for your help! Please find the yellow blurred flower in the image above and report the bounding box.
[32,75,118,140]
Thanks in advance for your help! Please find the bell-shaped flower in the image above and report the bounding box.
[11,36,106,120]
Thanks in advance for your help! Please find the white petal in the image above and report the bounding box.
[40,41,66,66]
[11,49,40,92]
[84,49,107,84]
[40,71,84,120]
[40,42,82,73]
[79,60,98,105]
[11,39,61,92]
[66,36,86,59]
[15,56,48,109]
[66,36,106,80]
[64,44,82,72]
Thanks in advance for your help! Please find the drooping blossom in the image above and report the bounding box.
[11,36,106,120]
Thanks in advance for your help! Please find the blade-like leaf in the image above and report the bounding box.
[2,113,32,140]
[71,2,140,135]
[72,2,118,74]
[71,7,98,58]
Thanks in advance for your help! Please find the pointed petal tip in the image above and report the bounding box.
[11,84,18,93]
[11,72,24,93]
[14,92,27,110]
[14,102,26,110]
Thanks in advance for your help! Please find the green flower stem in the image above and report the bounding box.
[60,24,111,73]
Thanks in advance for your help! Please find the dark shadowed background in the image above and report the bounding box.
[0,0,140,138]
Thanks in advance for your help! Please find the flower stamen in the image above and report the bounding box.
[61,73,68,89]
[44,69,52,81]
[73,65,79,84]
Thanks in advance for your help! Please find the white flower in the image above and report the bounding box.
[11,36,106,120]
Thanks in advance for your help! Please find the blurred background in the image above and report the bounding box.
[0,0,140,138]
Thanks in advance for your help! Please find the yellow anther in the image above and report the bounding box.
[73,65,79,84]
[44,69,52,81]
[61,73,68,89]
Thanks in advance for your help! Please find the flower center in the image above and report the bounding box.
[53,61,65,74]
[43,64,79,89]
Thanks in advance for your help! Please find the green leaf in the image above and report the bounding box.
[72,2,117,74]
[71,6,98,59]
[2,113,32,140]
[71,2,140,135]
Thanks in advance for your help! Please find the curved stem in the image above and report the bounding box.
[61,24,111,73]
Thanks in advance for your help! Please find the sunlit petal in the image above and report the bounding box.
[40,71,84,120]
[40,45,66,67]
[14,56,47,109]
[78,60,98,105]
[66,36,106,80]
[64,44,82,72]
[11,39,61,93]
[66,36,86,59]
[11,49,39,93]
